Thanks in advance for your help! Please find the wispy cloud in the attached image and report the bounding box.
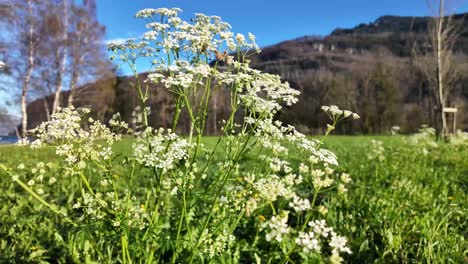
[104,31,143,45]
[103,37,132,45]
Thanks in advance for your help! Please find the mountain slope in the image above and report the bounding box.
[24,13,468,134]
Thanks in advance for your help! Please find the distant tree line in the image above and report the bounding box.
[1,1,467,136]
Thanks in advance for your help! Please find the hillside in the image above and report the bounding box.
[24,13,468,134]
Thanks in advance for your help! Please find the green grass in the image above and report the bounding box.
[0,136,467,263]
[324,136,468,263]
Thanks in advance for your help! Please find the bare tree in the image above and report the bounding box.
[0,0,45,137]
[67,0,112,106]
[51,0,69,115]
[415,0,463,138]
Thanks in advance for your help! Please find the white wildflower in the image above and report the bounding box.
[318,205,328,215]
[329,232,352,255]
[321,105,359,122]
[132,128,191,171]
[289,195,311,212]
[330,253,344,264]
[295,231,320,252]
[340,173,351,184]
[265,213,289,242]
[308,219,332,238]
[337,184,348,194]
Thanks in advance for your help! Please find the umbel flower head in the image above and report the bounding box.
[24,107,122,173]
[132,127,191,172]
[108,7,302,120]
[322,105,359,122]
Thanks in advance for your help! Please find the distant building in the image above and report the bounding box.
[312,43,324,52]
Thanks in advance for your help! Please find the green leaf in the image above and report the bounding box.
[359,239,369,253]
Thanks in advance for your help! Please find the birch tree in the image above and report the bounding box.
[415,0,463,138]
[51,0,69,115]
[0,0,44,137]
[67,0,112,106]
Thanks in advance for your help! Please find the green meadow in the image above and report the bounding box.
[0,136,466,263]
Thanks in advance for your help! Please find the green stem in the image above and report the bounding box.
[15,178,76,226]
[128,61,149,128]
[172,96,182,131]
[79,172,94,195]
[172,190,187,263]
[188,164,237,263]
[301,187,321,231]
[121,234,129,264]
[316,121,337,149]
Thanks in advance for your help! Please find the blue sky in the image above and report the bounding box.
[98,0,468,48]
[97,0,468,74]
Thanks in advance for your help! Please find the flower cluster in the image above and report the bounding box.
[137,9,257,54]
[264,212,290,242]
[73,192,148,230]
[111,7,258,70]
[300,220,352,259]
[263,214,352,262]
[12,162,56,196]
[289,194,311,212]
[200,231,236,258]
[29,106,91,145]
[132,127,191,171]
[254,175,295,202]
[295,231,320,252]
[236,69,300,114]
[27,107,121,173]
[322,105,360,122]
[391,125,400,135]
[368,140,385,161]
[408,125,438,155]
[254,118,339,165]
[135,7,182,18]
[449,130,468,145]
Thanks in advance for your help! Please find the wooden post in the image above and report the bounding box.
[443,107,457,134]
[453,111,457,134]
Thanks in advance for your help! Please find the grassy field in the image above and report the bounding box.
[0,135,466,263]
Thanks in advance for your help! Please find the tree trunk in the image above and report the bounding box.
[67,65,79,106]
[21,82,29,137]
[43,97,50,121]
[433,104,444,139]
[435,0,447,139]
[52,0,68,114]
[21,0,35,138]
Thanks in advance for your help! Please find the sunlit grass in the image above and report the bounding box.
[1,135,466,262]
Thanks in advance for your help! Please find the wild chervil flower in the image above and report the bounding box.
[265,212,290,242]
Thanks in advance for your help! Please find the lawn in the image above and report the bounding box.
[0,135,466,263]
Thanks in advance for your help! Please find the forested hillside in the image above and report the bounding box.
[25,13,468,134]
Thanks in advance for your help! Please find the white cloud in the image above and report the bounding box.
[103,37,131,45]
